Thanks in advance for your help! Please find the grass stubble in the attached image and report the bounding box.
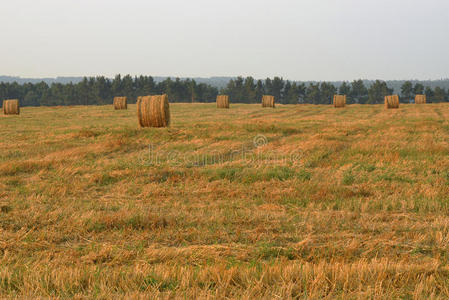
[1,103,449,298]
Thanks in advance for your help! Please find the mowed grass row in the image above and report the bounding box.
[1,103,449,298]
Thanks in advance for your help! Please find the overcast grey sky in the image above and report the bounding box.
[1,0,448,80]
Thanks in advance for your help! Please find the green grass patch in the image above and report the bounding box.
[204,166,311,183]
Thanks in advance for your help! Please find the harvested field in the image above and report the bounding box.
[1,103,449,298]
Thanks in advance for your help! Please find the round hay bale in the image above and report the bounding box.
[262,95,275,108]
[216,95,230,108]
[137,94,170,128]
[2,99,20,115]
[136,96,144,127]
[333,95,346,108]
[415,94,426,104]
[113,96,127,110]
[385,95,399,109]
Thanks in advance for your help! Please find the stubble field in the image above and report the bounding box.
[1,103,449,298]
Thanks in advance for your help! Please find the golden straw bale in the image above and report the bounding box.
[136,94,170,128]
[113,97,127,110]
[262,95,275,108]
[333,95,346,108]
[2,99,20,115]
[415,94,426,104]
[216,95,230,108]
[385,95,400,109]
[136,96,144,127]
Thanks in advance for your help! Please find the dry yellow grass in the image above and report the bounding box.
[385,95,400,109]
[2,99,20,115]
[415,94,427,104]
[333,95,346,108]
[216,95,230,109]
[136,94,170,127]
[113,96,127,110]
[262,95,275,108]
[1,103,449,298]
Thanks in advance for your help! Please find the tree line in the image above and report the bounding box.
[223,77,449,104]
[0,75,218,106]
[1,75,448,106]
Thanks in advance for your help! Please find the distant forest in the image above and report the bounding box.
[1,75,449,106]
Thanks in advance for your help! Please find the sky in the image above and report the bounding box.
[1,0,448,81]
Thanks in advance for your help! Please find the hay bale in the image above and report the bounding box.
[2,99,20,115]
[333,95,346,108]
[113,97,127,110]
[216,95,230,108]
[137,94,170,128]
[385,95,399,109]
[136,96,144,127]
[415,94,426,104]
[262,95,275,108]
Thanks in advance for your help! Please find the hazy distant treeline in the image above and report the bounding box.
[0,75,218,106]
[223,77,449,104]
[0,74,448,106]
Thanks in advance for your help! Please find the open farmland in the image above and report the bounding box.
[1,103,449,298]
